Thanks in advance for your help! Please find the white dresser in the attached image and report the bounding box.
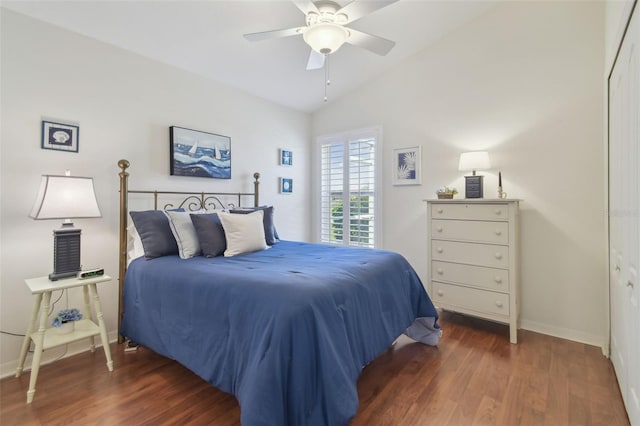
[426,199,520,343]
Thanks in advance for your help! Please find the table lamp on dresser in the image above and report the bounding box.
[29,171,101,281]
[458,151,491,198]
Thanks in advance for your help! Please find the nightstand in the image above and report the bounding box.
[15,274,114,403]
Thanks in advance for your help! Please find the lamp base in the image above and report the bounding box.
[49,270,80,281]
[464,175,484,198]
[50,226,81,281]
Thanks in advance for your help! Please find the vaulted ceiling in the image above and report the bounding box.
[2,1,496,112]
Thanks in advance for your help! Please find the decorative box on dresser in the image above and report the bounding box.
[426,199,521,343]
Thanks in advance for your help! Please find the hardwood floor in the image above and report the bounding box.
[0,311,629,425]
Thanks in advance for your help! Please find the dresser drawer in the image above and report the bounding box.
[432,282,509,317]
[431,219,508,244]
[431,203,509,221]
[431,240,509,268]
[431,261,509,292]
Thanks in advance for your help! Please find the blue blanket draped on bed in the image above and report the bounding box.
[121,241,439,425]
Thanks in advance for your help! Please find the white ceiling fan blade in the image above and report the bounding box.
[244,27,305,42]
[306,49,325,70]
[292,0,319,15]
[346,28,395,56]
[337,0,399,25]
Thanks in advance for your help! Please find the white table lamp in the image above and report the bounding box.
[29,173,101,280]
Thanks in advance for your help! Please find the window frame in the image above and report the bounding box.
[313,126,383,248]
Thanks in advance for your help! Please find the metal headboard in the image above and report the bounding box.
[117,159,260,342]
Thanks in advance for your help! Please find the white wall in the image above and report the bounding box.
[0,10,310,376]
[312,2,607,348]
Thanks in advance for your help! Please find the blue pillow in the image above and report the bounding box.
[190,213,227,257]
[229,206,279,245]
[130,210,182,259]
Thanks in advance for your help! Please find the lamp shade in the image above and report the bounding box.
[30,175,102,220]
[303,23,349,54]
[458,151,491,172]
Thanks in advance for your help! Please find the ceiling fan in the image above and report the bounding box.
[243,0,399,70]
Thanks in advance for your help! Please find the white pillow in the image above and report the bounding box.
[217,210,268,257]
[127,223,145,263]
[165,210,206,259]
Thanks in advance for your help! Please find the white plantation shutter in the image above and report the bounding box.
[320,142,345,244]
[319,129,379,248]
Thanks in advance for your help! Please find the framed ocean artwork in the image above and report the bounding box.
[170,126,231,179]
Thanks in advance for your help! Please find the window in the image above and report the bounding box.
[317,128,381,248]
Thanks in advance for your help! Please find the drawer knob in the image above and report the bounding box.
[495,301,503,308]
[437,268,444,275]
[494,276,503,283]
[436,208,443,214]
[436,226,443,232]
[437,290,444,297]
[494,209,502,215]
[495,253,503,260]
[437,247,444,254]
[494,230,502,236]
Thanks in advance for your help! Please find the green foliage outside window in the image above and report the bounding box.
[330,195,371,244]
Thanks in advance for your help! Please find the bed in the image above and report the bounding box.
[116,159,440,426]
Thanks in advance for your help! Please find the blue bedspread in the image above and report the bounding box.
[121,241,439,425]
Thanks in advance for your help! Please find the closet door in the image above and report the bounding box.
[609,4,639,425]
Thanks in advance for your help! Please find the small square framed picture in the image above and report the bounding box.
[280,149,293,166]
[41,120,79,153]
[280,178,293,194]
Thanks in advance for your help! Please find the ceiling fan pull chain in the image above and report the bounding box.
[324,54,329,102]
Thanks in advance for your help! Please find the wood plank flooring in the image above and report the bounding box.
[0,311,630,425]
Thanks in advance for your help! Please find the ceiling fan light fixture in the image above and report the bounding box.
[303,23,349,55]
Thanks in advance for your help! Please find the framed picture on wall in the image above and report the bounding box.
[170,126,231,179]
[279,149,293,166]
[41,120,79,153]
[392,146,422,186]
[280,178,293,194]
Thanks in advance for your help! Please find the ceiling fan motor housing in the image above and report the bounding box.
[304,1,350,54]
[306,1,348,25]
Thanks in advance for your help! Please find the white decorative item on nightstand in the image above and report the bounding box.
[15,274,114,403]
[426,199,520,343]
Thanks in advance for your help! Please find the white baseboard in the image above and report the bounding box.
[0,330,119,379]
[520,319,609,356]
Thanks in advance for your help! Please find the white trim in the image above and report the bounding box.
[520,319,609,355]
